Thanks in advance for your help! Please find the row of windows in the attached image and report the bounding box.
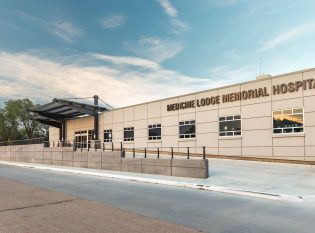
[102,108,304,142]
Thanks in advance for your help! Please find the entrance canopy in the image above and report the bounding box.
[30,97,108,140]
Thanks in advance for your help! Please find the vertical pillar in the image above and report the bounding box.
[94,95,99,140]
[62,121,66,141]
[59,126,62,141]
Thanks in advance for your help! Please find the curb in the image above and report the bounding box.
[0,161,305,203]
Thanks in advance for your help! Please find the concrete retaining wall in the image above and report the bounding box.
[0,144,208,178]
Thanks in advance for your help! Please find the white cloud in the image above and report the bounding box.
[170,19,190,34]
[92,53,160,70]
[157,0,177,17]
[100,14,127,29]
[51,21,83,43]
[208,65,258,84]
[0,51,217,107]
[258,24,315,52]
[15,11,83,43]
[125,36,184,62]
[156,0,190,34]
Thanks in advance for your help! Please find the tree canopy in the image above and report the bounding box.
[0,99,48,142]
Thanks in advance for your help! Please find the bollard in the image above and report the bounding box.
[133,148,135,158]
[203,146,206,159]
[144,148,147,158]
[171,147,174,159]
[187,147,190,159]
[157,147,160,159]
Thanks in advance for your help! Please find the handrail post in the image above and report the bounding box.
[73,140,76,151]
[120,142,123,151]
[112,142,114,151]
[171,147,174,159]
[133,148,135,158]
[203,146,206,159]
[144,148,147,158]
[157,147,160,158]
[187,147,190,159]
[103,143,105,151]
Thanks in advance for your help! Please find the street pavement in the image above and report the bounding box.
[0,163,315,233]
[0,177,198,233]
[2,157,315,202]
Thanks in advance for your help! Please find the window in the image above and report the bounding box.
[179,120,196,138]
[124,127,134,141]
[88,130,95,141]
[104,129,112,142]
[148,124,161,140]
[75,130,89,148]
[273,108,304,134]
[219,115,241,136]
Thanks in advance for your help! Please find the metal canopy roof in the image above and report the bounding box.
[30,98,108,128]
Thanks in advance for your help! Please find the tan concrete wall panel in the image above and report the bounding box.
[134,104,148,120]
[148,101,161,118]
[242,130,272,147]
[124,107,134,122]
[242,102,271,119]
[242,117,271,131]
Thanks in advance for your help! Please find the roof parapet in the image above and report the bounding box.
[256,74,271,80]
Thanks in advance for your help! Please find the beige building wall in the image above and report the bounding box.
[49,68,315,161]
[49,127,59,144]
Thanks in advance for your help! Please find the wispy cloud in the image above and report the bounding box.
[207,0,238,7]
[258,23,315,52]
[100,14,127,29]
[208,65,257,84]
[15,11,83,43]
[170,19,190,34]
[92,53,160,70]
[125,36,183,62]
[51,21,83,43]
[156,0,190,34]
[0,50,216,107]
[157,0,177,17]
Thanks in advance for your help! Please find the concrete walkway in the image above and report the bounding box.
[1,158,315,203]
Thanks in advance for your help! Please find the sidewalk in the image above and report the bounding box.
[1,158,315,203]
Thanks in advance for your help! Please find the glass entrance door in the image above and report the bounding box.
[75,130,89,149]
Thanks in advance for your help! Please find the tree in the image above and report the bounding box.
[0,99,48,142]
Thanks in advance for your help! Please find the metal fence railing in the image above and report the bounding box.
[0,138,209,160]
[0,138,45,147]
[0,138,311,163]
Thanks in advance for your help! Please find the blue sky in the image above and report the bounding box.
[1,0,315,107]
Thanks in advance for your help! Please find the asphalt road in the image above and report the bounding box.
[0,164,314,233]
[0,177,198,233]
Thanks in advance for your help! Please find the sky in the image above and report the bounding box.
[1,0,315,107]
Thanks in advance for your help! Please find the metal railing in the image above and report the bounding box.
[0,138,45,146]
[72,140,207,160]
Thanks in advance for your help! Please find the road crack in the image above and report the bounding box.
[0,199,76,213]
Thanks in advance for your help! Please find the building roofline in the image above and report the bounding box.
[107,66,315,112]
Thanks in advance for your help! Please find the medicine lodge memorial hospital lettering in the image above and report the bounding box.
[167,79,315,111]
